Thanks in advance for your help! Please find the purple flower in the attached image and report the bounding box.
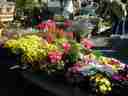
[112,75,121,80]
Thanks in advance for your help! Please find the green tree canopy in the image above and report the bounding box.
[16,0,47,10]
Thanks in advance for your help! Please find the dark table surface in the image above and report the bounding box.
[21,71,93,96]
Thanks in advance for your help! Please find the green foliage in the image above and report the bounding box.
[16,0,46,13]
[47,61,65,74]
[16,0,26,9]
[66,50,79,64]
[69,40,83,51]
[64,39,85,64]
[54,38,68,46]
[39,60,65,74]
[92,50,103,59]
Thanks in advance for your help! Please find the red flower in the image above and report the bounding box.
[119,75,128,81]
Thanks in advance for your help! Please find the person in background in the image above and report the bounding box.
[60,0,64,12]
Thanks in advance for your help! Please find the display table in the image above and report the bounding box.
[0,45,127,96]
[21,71,91,96]
[19,49,128,96]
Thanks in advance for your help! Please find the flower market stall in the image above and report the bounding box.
[1,20,128,96]
[0,0,128,96]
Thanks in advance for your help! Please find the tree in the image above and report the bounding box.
[16,0,26,9]
[16,0,47,17]
[16,0,47,10]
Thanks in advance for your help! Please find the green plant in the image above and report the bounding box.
[92,50,103,59]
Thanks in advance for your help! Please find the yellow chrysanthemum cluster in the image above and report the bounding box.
[4,35,49,63]
[91,74,112,94]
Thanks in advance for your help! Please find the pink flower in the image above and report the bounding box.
[70,66,81,73]
[47,20,56,28]
[51,59,56,64]
[36,22,45,29]
[36,19,56,30]
[38,16,41,19]
[69,63,84,73]
[62,42,71,53]
[81,38,95,49]
[48,51,62,63]
[110,58,120,65]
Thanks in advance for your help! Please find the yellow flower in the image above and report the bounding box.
[89,53,96,60]
[99,56,109,65]
[99,85,107,94]
[108,87,112,91]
